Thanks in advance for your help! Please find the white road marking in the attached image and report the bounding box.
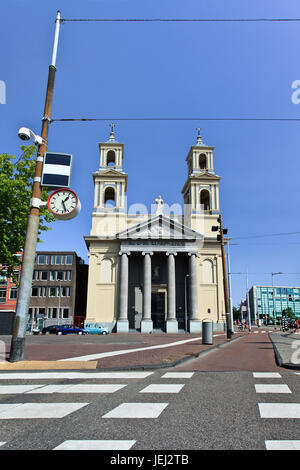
[53,440,136,450]
[255,384,291,394]
[161,372,194,379]
[102,402,168,419]
[139,384,185,393]
[0,442,6,447]
[265,440,300,450]
[259,403,300,418]
[26,384,127,394]
[60,335,226,362]
[0,403,88,419]
[253,373,282,379]
[0,372,153,380]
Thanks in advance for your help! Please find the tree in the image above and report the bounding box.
[284,307,295,319]
[0,145,55,282]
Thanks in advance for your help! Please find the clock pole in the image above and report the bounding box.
[9,11,62,362]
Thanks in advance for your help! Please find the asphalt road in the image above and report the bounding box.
[0,331,299,453]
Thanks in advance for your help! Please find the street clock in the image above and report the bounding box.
[47,188,81,220]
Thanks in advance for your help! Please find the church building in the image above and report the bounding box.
[84,127,227,333]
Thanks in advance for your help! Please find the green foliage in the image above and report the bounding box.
[284,307,295,319]
[0,145,56,282]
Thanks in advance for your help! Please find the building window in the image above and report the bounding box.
[104,187,116,208]
[32,287,39,297]
[0,276,7,286]
[106,150,116,167]
[52,308,57,319]
[49,287,56,297]
[0,289,6,303]
[62,308,69,319]
[38,255,49,265]
[57,271,64,281]
[9,288,18,300]
[49,271,55,281]
[200,189,210,211]
[55,255,61,265]
[40,271,48,281]
[199,153,207,170]
[66,255,73,265]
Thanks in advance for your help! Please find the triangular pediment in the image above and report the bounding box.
[117,215,203,240]
[96,168,126,177]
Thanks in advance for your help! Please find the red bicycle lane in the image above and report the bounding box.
[175,330,282,372]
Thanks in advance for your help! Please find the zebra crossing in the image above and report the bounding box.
[0,370,194,450]
[253,371,300,450]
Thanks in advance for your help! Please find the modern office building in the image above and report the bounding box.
[249,285,300,322]
[84,127,228,333]
[29,251,88,330]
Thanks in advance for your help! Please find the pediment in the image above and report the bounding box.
[117,215,203,240]
[94,169,126,177]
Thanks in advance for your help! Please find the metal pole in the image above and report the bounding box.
[219,215,232,338]
[9,11,61,362]
[227,243,234,334]
[246,268,251,331]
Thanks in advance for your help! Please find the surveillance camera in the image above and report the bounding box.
[18,127,31,141]
[33,135,44,146]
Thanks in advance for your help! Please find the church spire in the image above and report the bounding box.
[107,123,117,143]
[195,127,206,147]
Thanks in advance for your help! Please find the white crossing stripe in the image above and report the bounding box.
[265,440,300,450]
[255,384,292,394]
[0,372,153,380]
[0,403,88,419]
[139,384,185,393]
[253,373,282,379]
[103,402,168,419]
[161,372,194,379]
[53,440,136,450]
[0,442,6,447]
[26,384,127,394]
[259,403,300,418]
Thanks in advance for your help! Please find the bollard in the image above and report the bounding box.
[202,321,213,345]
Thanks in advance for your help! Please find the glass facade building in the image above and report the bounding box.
[249,285,300,322]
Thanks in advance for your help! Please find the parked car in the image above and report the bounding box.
[84,322,109,335]
[56,324,88,335]
[42,324,61,335]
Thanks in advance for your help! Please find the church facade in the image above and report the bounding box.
[84,128,227,333]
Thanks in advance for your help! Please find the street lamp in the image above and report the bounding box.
[271,272,283,323]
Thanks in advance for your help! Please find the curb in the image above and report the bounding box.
[94,333,245,371]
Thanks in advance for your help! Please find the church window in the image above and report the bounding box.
[199,154,207,170]
[106,150,116,167]
[100,258,113,283]
[200,189,210,211]
[202,259,214,283]
[104,187,116,207]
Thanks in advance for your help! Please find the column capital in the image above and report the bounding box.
[188,252,198,257]
[119,251,131,256]
[166,252,177,256]
[142,251,154,256]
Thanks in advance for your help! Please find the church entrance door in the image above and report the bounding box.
[151,292,165,329]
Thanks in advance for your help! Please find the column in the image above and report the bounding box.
[188,252,201,333]
[117,251,130,332]
[141,252,153,333]
[166,252,178,333]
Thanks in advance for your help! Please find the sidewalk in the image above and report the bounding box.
[269,330,300,370]
[0,331,245,371]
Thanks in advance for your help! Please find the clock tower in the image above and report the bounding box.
[182,128,221,236]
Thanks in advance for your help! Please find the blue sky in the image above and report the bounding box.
[1,0,300,307]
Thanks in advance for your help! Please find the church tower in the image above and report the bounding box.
[182,128,221,236]
[90,124,128,236]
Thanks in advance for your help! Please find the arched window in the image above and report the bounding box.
[199,154,207,170]
[200,189,210,211]
[104,187,116,207]
[100,258,113,283]
[106,150,116,167]
[202,259,214,283]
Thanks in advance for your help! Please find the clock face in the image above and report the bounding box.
[48,189,78,216]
